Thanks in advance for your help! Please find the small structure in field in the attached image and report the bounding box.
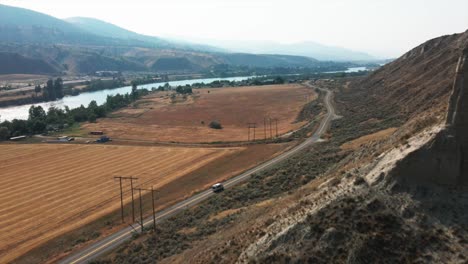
[90,131,104,135]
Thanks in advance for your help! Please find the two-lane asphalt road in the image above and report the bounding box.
[60,84,336,264]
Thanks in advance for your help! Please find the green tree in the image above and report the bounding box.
[0,126,10,140]
[28,105,47,134]
[175,86,192,94]
[274,76,285,84]
[44,79,55,100]
[87,100,105,118]
[29,120,46,134]
[34,85,41,96]
[54,78,64,99]
[88,113,97,123]
[11,119,28,136]
[46,107,66,125]
[28,105,47,122]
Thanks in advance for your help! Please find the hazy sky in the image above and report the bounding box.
[2,0,468,58]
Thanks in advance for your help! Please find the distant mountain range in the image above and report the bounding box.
[0,4,362,75]
[211,41,377,61]
[64,17,225,53]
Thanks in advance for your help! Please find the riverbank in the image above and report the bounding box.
[0,76,256,121]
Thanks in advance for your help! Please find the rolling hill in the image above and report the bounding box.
[201,39,377,61]
[0,52,58,74]
[0,4,351,75]
[65,17,223,52]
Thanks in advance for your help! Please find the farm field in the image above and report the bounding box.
[82,84,316,143]
[0,144,241,263]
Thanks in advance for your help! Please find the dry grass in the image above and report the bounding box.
[0,74,48,82]
[208,208,243,222]
[0,144,240,263]
[340,127,398,150]
[82,84,316,143]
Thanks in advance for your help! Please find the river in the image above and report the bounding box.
[325,66,368,74]
[0,76,254,121]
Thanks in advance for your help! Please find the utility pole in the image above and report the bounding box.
[264,117,267,140]
[113,176,138,223]
[140,186,157,231]
[252,123,256,141]
[134,186,158,232]
[134,187,145,232]
[129,177,137,223]
[247,123,256,141]
[114,177,125,223]
[150,186,156,232]
[269,118,272,139]
[274,118,278,137]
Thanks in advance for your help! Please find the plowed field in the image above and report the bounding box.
[82,84,316,143]
[0,144,239,263]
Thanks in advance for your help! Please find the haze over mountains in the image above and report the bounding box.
[64,17,224,53]
[182,39,377,61]
[0,4,378,75]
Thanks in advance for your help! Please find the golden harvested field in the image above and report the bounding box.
[82,84,316,143]
[0,144,240,263]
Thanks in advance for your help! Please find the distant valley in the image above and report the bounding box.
[0,4,378,76]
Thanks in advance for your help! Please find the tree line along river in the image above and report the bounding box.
[0,76,255,121]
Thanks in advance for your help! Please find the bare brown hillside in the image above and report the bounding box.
[340,31,468,123]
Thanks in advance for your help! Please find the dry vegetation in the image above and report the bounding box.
[0,144,240,263]
[340,127,397,150]
[82,84,316,143]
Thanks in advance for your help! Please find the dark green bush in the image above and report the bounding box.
[209,121,223,129]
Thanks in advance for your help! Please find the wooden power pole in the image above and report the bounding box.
[149,186,157,232]
[134,186,158,232]
[274,118,278,137]
[113,176,138,223]
[269,118,272,139]
[247,123,256,141]
[114,177,125,223]
[134,187,145,232]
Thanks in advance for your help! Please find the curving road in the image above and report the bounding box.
[59,84,336,264]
